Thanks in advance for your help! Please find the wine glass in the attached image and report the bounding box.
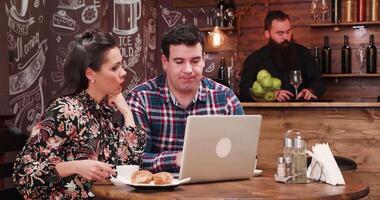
[290,70,303,97]
[356,44,366,74]
[309,0,319,23]
[319,0,329,22]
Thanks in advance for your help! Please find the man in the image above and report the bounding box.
[239,10,325,102]
[126,24,244,173]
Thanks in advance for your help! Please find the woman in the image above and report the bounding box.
[13,30,145,199]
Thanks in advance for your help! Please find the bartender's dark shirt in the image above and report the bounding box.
[239,43,326,102]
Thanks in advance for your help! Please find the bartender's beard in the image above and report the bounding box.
[268,37,298,72]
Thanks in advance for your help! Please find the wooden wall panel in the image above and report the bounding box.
[324,78,380,101]
[230,0,380,101]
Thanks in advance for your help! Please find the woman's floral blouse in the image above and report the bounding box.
[13,91,146,199]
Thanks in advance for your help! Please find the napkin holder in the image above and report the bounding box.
[306,143,345,186]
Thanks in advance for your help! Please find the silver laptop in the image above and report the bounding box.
[179,115,262,184]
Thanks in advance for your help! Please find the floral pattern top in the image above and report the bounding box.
[13,91,146,199]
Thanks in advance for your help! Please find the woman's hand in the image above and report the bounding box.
[55,160,116,181]
[108,93,128,112]
[108,93,135,127]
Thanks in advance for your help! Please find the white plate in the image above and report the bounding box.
[110,176,191,191]
[253,169,263,177]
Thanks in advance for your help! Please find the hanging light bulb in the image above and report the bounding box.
[208,26,225,48]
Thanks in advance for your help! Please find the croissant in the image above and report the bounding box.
[131,170,153,184]
[152,172,174,185]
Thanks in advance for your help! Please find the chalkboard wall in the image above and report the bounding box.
[4,0,155,133]
[0,1,10,116]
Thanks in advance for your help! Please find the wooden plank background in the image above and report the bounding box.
[191,0,380,101]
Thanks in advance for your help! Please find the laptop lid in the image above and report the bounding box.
[179,115,262,184]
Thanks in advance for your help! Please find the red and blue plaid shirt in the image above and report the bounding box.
[126,74,244,172]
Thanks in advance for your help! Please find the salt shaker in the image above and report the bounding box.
[284,156,293,178]
[277,156,285,177]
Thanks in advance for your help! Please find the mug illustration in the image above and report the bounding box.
[11,0,28,17]
[6,0,35,35]
[113,0,141,35]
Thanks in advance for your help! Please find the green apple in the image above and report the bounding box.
[251,81,265,97]
[272,78,282,90]
[264,91,275,101]
[256,69,271,82]
[259,77,273,89]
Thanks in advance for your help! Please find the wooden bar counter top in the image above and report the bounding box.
[242,101,380,199]
[92,171,369,200]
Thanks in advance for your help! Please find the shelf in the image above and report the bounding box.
[310,21,380,28]
[322,73,380,77]
[199,27,235,32]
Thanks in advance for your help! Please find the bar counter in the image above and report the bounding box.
[242,102,380,108]
[242,102,380,199]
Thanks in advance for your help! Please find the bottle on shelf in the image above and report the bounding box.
[331,0,342,23]
[342,0,356,22]
[312,47,321,72]
[321,36,332,74]
[357,0,366,22]
[219,57,229,87]
[224,0,235,28]
[227,56,234,89]
[214,0,227,27]
[341,35,352,73]
[366,34,377,73]
[367,0,379,21]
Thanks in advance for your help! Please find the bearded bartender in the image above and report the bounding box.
[239,10,325,102]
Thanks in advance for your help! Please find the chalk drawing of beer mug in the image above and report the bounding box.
[113,0,141,36]
[11,0,29,17]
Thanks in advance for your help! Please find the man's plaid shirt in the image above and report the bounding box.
[126,74,244,172]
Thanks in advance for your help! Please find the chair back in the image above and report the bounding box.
[0,127,27,199]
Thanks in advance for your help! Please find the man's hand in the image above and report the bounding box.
[274,90,294,102]
[175,151,182,167]
[296,89,317,100]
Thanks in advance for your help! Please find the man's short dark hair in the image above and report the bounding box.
[161,24,205,59]
[264,10,291,31]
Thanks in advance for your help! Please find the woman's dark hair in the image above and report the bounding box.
[57,29,117,97]
[264,10,291,31]
[161,24,205,59]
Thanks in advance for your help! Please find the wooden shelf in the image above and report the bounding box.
[310,21,380,27]
[199,27,234,32]
[322,73,380,77]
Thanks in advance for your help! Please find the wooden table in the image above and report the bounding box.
[242,102,380,199]
[92,171,369,200]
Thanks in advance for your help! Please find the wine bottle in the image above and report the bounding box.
[312,47,321,71]
[321,36,332,74]
[331,0,342,23]
[368,0,379,21]
[219,57,227,82]
[224,0,235,28]
[341,35,352,73]
[215,0,227,27]
[366,34,377,73]
[357,0,366,22]
[341,0,356,22]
